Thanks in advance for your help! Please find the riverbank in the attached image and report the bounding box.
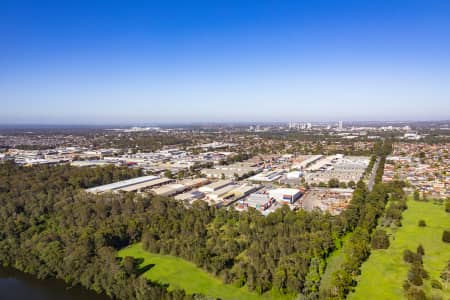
[0,266,110,300]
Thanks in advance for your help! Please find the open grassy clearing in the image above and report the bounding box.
[319,233,352,295]
[349,199,450,300]
[118,243,295,300]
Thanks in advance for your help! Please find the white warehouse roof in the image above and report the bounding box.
[86,175,159,193]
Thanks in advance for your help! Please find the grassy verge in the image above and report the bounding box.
[118,243,295,300]
[349,199,450,300]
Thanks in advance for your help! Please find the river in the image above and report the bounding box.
[0,267,110,300]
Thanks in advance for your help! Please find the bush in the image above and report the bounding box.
[405,287,426,300]
[418,220,426,227]
[416,244,425,256]
[327,178,339,188]
[371,230,390,249]
[122,256,136,275]
[403,279,411,291]
[442,230,450,243]
[403,249,416,263]
[431,279,443,289]
[408,269,423,286]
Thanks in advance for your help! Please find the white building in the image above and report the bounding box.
[268,188,302,204]
[286,171,302,180]
[199,180,233,193]
[248,170,284,182]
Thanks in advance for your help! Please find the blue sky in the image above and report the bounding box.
[1,0,450,124]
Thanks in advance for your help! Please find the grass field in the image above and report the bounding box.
[349,199,450,300]
[319,233,352,295]
[118,243,295,300]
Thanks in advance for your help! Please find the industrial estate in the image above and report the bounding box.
[0,121,449,300]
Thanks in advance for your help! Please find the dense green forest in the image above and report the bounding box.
[0,163,197,299]
[0,141,394,299]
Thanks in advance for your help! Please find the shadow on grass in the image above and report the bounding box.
[132,257,156,276]
[136,263,155,276]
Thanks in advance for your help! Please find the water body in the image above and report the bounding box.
[0,267,110,300]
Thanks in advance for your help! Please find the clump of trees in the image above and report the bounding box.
[384,183,408,227]
[141,197,339,297]
[403,246,429,299]
[219,152,251,165]
[371,230,390,249]
[418,220,427,227]
[328,178,339,188]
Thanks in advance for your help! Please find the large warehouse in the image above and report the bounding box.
[85,175,161,194]
[268,188,302,204]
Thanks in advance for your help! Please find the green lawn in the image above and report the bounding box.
[349,199,450,300]
[319,233,352,295]
[118,243,295,300]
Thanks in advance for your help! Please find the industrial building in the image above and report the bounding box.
[71,160,114,167]
[152,183,186,197]
[200,162,262,179]
[247,170,284,182]
[268,188,302,204]
[286,171,302,180]
[237,192,274,211]
[199,180,233,193]
[120,178,174,192]
[85,175,160,194]
[219,184,262,206]
[179,178,209,189]
[291,155,323,170]
[207,184,239,202]
[304,155,369,184]
[174,190,205,202]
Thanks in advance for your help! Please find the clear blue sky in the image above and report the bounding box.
[1,0,450,124]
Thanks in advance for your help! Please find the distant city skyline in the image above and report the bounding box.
[2,0,450,124]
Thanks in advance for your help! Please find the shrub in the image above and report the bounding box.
[403,249,416,263]
[418,220,426,227]
[405,287,426,300]
[371,230,390,249]
[431,279,443,289]
[408,268,423,286]
[416,244,425,256]
[403,279,411,291]
[347,180,356,189]
[442,230,450,243]
[420,266,429,279]
[327,178,339,188]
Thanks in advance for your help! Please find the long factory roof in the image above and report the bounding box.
[85,175,159,193]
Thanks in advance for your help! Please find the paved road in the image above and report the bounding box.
[368,157,381,191]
